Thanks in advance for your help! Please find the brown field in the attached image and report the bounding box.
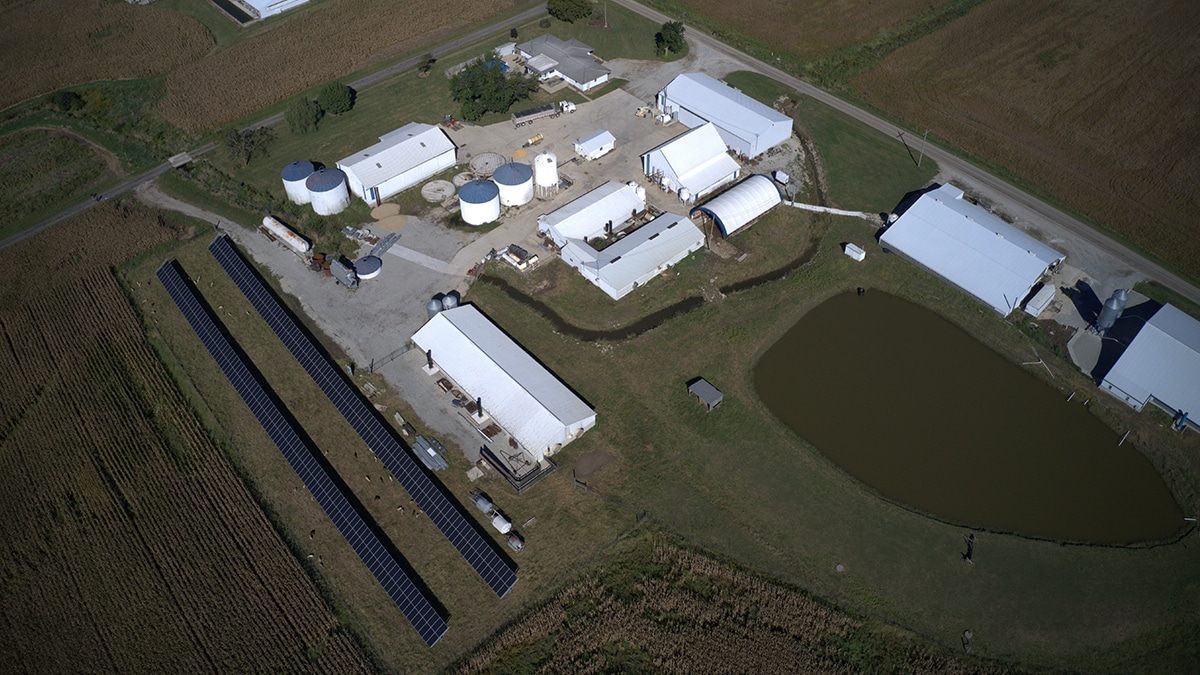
[0,0,212,110]
[0,203,370,672]
[454,533,1022,674]
[850,0,1200,278]
[670,0,946,60]
[159,0,519,131]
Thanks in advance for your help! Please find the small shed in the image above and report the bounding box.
[688,378,723,411]
[574,130,616,161]
[843,243,866,262]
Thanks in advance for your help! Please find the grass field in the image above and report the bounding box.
[464,210,1200,671]
[0,202,371,672]
[0,128,116,239]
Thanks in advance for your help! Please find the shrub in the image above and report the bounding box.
[317,82,354,115]
[285,97,322,134]
[547,0,591,23]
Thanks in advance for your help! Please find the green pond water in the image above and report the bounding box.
[754,290,1182,544]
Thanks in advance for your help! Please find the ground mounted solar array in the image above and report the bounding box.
[208,235,518,598]
[156,259,449,647]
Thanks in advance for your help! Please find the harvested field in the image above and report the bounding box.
[0,0,212,110]
[650,0,946,60]
[160,0,518,131]
[0,203,370,672]
[454,533,1018,674]
[0,128,117,238]
[850,0,1200,279]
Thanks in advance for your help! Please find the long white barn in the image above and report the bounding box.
[561,212,704,300]
[657,73,792,158]
[880,184,1065,315]
[338,123,456,205]
[1100,304,1200,431]
[538,181,645,248]
[411,305,596,461]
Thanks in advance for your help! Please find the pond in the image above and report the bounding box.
[754,290,1182,544]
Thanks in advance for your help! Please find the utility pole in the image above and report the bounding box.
[918,129,930,167]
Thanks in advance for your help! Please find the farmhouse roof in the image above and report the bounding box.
[1101,304,1200,417]
[410,305,594,454]
[517,34,610,85]
[337,123,455,189]
[879,183,1065,315]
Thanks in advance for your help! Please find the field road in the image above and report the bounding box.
[608,0,1200,306]
[2,4,550,252]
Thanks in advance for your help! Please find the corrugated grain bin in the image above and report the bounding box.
[281,161,315,204]
[492,162,534,206]
[458,179,500,225]
[305,168,351,215]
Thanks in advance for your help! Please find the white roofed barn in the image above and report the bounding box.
[337,123,456,205]
[657,73,792,158]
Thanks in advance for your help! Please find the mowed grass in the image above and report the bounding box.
[722,71,938,213]
[124,232,638,670]
[0,128,115,239]
[465,211,1200,671]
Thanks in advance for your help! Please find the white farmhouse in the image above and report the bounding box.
[657,73,792,158]
[517,35,611,92]
[337,123,456,205]
[642,122,741,201]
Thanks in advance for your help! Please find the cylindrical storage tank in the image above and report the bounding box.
[458,179,500,225]
[678,187,691,203]
[261,216,311,254]
[426,297,444,319]
[281,161,315,204]
[493,162,534,206]
[354,255,382,280]
[441,291,460,310]
[471,492,493,514]
[491,512,512,534]
[635,185,647,202]
[305,168,351,215]
[1096,297,1123,333]
[534,151,558,197]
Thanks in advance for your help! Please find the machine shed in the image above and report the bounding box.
[1099,304,1200,431]
[411,305,596,460]
[338,123,456,204]
[657,73,792,158]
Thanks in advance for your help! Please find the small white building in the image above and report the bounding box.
[574,130,615,161]
[411,305,596,460]
[1099,304,1200,431]
[516,35,611,92]
[561,212,704,300]
[642,122,741,201]
[657,73,792,158]
[538,181,646,248]
[689,174,782,237]
[879,183,1065,316]
[337,123,457,205]
[241,0,311,19]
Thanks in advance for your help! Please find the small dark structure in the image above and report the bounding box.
[687,378,723,412]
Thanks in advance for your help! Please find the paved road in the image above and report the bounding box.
[4,4,549,252]
[609,0,1200,306]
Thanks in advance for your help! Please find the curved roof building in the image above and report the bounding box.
[689,174,782,237]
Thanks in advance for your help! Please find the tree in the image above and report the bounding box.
[47,90,84,113]
[547,0,592,23]
[449,55,539,121]
[418,53,436,77]
[317,82,354,115]
[656,21,686,56]
[222,126,276,166]
[285,97,323,135]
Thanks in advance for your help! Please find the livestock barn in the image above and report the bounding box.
[337,123,456,204]
[879,183,1065,315]
[560,212,705,300]
[1099,304,1200,431]
[689,174,782,237]
[642,122,741,201]
[657,73,792,158]
[411,305,596,461]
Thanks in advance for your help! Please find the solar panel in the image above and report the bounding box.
[207,236,518,597]
[156,259,449,647]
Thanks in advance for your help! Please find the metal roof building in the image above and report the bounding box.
[1100,304,1200,430]
[561,212,704,300]
[657,73,792,158]
[338,123,457,204]
[516,35,611,92]
[538,181,645,247]
[690,174,782,237]
[574,130,616,161]
[688,378,723,411]
[243,0,311,19]
[879,184,1064,315]
[642,122,741,201]
[411,305,596,461]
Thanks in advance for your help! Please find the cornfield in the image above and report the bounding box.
[0,203,370,672]
[160,0,518,131]
[0,0,212,110]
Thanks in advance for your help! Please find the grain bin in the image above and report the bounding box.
[261,216,311,254]
[426,297,444,319]
[493,162,534,206]
[354,255,382,280]
[281,161,315,204]
[305,168,351,215]
[534,151,559,199]
[441,291,460,310]
[458,179,500,225]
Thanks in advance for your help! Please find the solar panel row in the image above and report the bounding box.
[207,236,518,598]
[156,260,449,647]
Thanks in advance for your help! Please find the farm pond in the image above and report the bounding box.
[754,290,1182,544]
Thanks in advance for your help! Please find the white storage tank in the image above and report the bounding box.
[261,216,311,254]
[491,512,512,534]
[492,162,534,206]
[305,168,351,215]
[281,161,315,204]
[354,255,382,280]
[534,151,558,199]
[458,179,500,225]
